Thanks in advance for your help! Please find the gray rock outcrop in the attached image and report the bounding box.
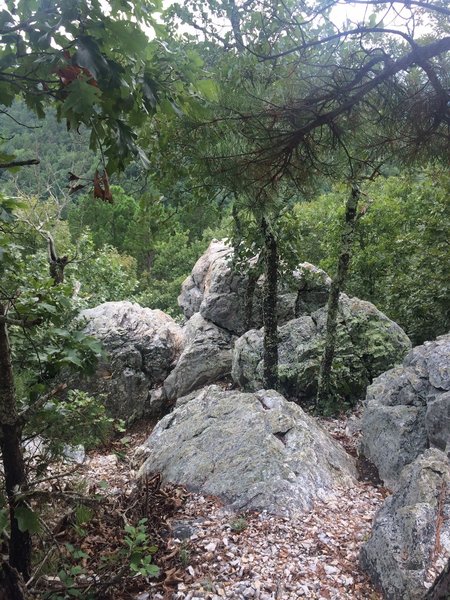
[232,294,411,404]
[138,385,357,515]
[361,334,450,488]
[360,448,450,600]
[178,240,234,322]
[178,240,332,336]
[76,302,184,422]
[163,313,234,401]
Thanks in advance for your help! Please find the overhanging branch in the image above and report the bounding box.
[0,159,40,169]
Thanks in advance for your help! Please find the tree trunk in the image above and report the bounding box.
[47,234,68,284]
[316,184,360,413]
[262,219,279,389]
[0,304,32,581]
[0,562,28,600]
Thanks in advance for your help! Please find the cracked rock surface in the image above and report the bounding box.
[138,385,357,515]
[163,313,235,402]
[360,448,450,600]
[232,294,411,405]
[178,239,333,337]
[360,333,450,488]
[75,301,185,422]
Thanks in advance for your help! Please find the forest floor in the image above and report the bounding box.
[35,410,389,600]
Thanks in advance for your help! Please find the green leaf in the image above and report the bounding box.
[0,82,15,106]
[146,563,160,577]
[158,98,183,117]
[74,35,110,81]
[15,506,40,533]
[62,79,101,118]
[61,350,83,368]
[195,79,219,102]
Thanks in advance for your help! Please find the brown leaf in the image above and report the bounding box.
[93,170,114,203]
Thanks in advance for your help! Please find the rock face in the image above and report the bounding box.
[77,302,184,422]
[178,240,234,323]
[292,263,332,317]
[178,240,332,336]
[360,449,450,600]
[360,334,450,488]
[232,294,411,404]
[163,313,234,401]
[138,385,357,515]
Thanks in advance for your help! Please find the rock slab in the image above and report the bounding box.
[76,302,184,421]
[138,385,357,515]
[163,313,234,401]
[232,294,411,405]
[360,449,450,600]
[361,333,450,488]
[178,240,332,336]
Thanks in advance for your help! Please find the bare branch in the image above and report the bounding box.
[0,158,40,169]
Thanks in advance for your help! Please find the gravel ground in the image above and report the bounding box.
[81,412,387,600]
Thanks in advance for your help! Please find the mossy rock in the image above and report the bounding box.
[232,294,411,407]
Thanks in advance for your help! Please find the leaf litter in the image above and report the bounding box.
[33,414,387,599]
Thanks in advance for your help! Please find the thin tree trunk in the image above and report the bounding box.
[0,304,32,581]
[316,184,360,413]
[262,218,279,389]
[47,234,68,284]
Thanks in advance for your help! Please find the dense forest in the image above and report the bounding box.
[0,0,449,598]
[2,102,448,342]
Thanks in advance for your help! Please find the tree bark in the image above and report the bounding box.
[0,562,28,600]
[0,304,32,581]
[47,234,68,284]
[262,218,279,389]
[316,184,360,413]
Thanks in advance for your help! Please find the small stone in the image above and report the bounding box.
[324,565,339,575]
[205,542,217,552]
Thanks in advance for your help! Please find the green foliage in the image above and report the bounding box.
[27,389,116,460]
[67,187,140,257]
[15,506,41,534]
[70,234,139,307]
[0,101,95,198]
[134,229,209,315]
[122,518,159,578]
[0,0,211,176]
[229,516,248,533]
[47,519,159,599]
[51,543,93,600]
[178,541,191,566]
[291,170,450,344]
[0,200,128,475]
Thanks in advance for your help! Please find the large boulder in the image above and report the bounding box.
[163,313,235,401]
[138,385,357,515]
[178,240,233,321]
[360,334,450,488]
[76,302,184,422]
[360,449,450,600]
[178,240,332,336]
[232,294,411,405]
